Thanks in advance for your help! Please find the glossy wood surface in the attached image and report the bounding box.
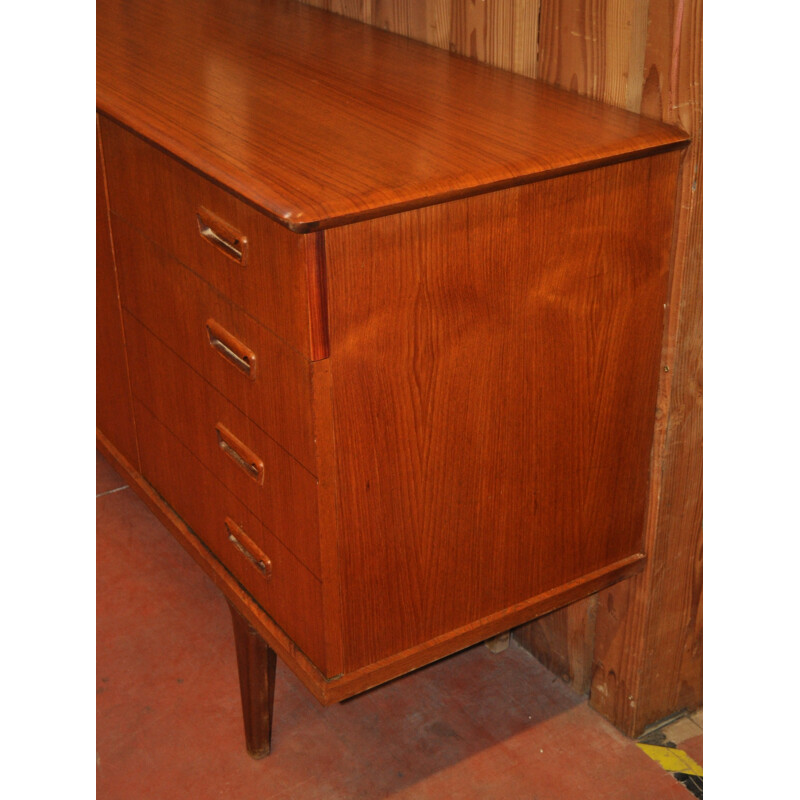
[96,0,687,232]
[111,216,317,472]
[132,402,327,668]
[125,315,322,577]
[98,429,645,703]
[325,152,680,671]
[96,0,695,748]
[96,120,139,468]
[99,118,316,357]
[97,429,334,698]
[341,0,700,734]
[296,7,702,711]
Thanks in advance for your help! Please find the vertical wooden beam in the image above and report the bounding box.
[588,0,702,735]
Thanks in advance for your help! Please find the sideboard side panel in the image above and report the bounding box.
[325,153,680,672]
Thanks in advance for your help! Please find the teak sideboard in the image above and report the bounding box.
[96,0,690,756]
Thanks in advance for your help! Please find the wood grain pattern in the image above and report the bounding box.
[99,117,314,357]
[449,0,513,72]
[325,153,681,671]
[111,215,318,472]
[97,0,686,233]
[320,553,645,702]
[538,0,649,110]
[292,10,702,707]
[97,0,699,742]
[299,0,535,70]
[96,119,139,468]
[373,0,451,48]
[133,401,327,669]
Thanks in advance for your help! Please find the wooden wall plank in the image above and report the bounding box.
[450,0,513,71]
[298,1,539,73]
[511,0,540,78]
[538,0,649,109]
[373,0,452,48]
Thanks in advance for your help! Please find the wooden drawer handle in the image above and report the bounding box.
[215,423,264,484]
[224,518,272,578]
[197,206,249,265]
[206,319,257,379]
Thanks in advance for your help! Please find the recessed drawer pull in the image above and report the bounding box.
[196,206,249,265]
[215,423,265,484]
[205,319,257,379]
[224,517,272,578]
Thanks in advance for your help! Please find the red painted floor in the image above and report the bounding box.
[97,452,698,799]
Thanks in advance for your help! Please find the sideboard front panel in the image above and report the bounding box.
[134,399,327,670]
[99,118,314,358]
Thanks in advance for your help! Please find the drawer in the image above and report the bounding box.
[134,399,326,670]
[100,116,314,356]
[113,217,317,472]
[124,314,322,577]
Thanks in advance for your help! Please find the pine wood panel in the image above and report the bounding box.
[538,0,649,110]
[587,0,703,734]
[96,119,139,469]
[298,1,538,73]
[325,153,681,671]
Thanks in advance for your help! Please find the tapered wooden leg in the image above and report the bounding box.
[228,602,277,758]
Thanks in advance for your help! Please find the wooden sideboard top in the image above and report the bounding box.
[97,0,689,232]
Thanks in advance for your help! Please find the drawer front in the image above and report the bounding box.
[134,399,326,669]
[125,314,322,577]
[113,217,317,473]
[100,116,313,356]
